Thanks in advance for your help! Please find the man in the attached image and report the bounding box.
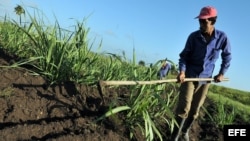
[171,6,232,141]
[158,59,171,80]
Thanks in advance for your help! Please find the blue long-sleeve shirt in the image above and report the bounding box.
[159,62,171,79]
[178,29,232,79]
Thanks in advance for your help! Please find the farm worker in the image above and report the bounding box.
[158,59,171,80]
[171,6,232,141]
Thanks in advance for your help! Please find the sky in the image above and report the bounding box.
[0,0,249,92]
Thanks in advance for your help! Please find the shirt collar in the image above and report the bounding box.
[198,28,218,39]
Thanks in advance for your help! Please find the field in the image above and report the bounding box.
[0,48,224,141]
[1,5,250,140]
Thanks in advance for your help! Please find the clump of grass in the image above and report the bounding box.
[202,91,250,129]
[99,83,178,141]
[0,87,14,97]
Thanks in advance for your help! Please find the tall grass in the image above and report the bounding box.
[0,6,179,141]
[0,7,103,85]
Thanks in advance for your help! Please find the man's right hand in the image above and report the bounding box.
[177,71,185,83]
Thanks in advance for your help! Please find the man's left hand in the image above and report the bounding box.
[214,74,224,83]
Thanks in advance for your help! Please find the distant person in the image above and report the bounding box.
[158,59,171,80]
[171,6,232,141]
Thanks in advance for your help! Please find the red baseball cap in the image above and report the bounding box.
[195,6,217,19]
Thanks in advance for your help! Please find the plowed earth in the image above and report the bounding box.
[0,48,224,141]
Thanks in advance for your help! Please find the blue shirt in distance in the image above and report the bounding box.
[159,61,171,79]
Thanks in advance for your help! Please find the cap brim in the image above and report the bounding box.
[195,15,216,19]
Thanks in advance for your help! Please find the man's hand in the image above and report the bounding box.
[177,71,185,83]
[214,74,224,83]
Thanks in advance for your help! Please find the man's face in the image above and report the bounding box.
[199,18,214,33]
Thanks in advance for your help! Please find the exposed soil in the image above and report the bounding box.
[0,48,224,141]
